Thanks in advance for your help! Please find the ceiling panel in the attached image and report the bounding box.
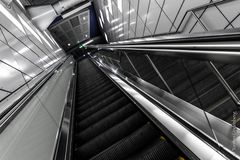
[49,10,90,50]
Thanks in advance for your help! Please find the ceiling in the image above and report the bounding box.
[49,10,90,50]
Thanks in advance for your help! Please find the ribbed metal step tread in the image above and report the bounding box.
[77,87,119,112]
[75,103,137,145]
[75,97,130,131]
[90,123,160,160]
[127,140,179,160]
[76,91,123,121]
[77,84,116,105]
[75,112,147,160]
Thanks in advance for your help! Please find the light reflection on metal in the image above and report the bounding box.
[36,29,53,49]
[117,0,122,13]
[99,10,105,23]
[127,8,135,14]
[105,7,110,22]
[0,65,11,78]
[104,33,109,42]
[111,18,119,23]
[106,72,229,160]
[15,0,24,9]
[0,3,25,34]
[98,17,103,28]
[18,15,42,43]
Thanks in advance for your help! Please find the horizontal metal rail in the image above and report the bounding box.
[89,45,240,63]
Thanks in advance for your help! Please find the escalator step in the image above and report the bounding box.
[78,79,112,94]
[77,87,118,112]
[127,140,179,160]
[90,123,160,160]
[75,97,130,131]
[75,112,147,160]
[75,103,137,144]
[77,83,115,103]
[75,91,123,121]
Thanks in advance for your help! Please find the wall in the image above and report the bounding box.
[0,1,66,103]
[93,0,240,42]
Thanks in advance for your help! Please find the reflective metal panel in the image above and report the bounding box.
[0,91,9,101]
[0,61,26,92]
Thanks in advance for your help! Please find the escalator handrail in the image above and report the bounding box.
[53,61,77,160]
[91,57,240,160]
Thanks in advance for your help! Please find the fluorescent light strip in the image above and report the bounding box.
[107,0,112,15]
[130,21,136,25]
[117,0,122,13]
[100,10,105,23]
[127,9,134,14]
[116,27,123,33]
[16,0,25,10]
[111,18,119,23]
[62,2,91,19]
[18,15,42,43]
[118,33,124,37]
[105,7,110,23]
[0,4,25,34]
[104,33,108,42]
[36,29,53,49]
[82,39,94,46]
[99,17,103,28]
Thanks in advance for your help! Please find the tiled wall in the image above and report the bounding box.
[94,0,240,42]
[0,1,66,102]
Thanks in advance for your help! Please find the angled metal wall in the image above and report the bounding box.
[0,1,66,103]
[94,0,240,42]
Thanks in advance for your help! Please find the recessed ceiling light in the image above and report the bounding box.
[68,43,71,46]
[83,17,86,20]
[85,34,88,37]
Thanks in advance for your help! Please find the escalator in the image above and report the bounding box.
[73,58,186,160]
